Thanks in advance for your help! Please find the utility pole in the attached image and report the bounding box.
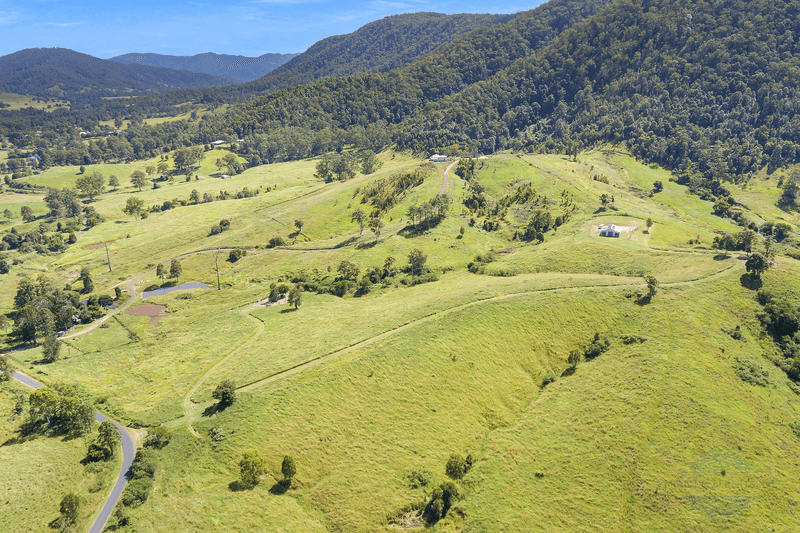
[213,248,221,290]
[105,244,112,273]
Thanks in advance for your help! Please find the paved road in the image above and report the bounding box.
[8,370,135,533]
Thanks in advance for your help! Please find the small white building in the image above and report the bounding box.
[429,154,447,162]
[211,140,225,146]
[220,174,231,179]
[599,224,620,238]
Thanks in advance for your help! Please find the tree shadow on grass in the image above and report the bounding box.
[740,273,762,291]
[333,236,359,249]
[269,481,290,495]
[356,240,379,250]
[560,366,576,378]
[228,480,252,492]
[279,307,298,314]
[202,403,224,417]
[713,254,731,261]
[48,516,69,530]
[634,294,652,306]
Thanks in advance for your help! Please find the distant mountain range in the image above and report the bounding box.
[108,52,298,83]
[0,48,236,98]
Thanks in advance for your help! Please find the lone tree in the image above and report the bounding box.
[652,180,663,193]
[0,354,10,381]
[157,161,169,176]
[76,171,106,201]
[212,379,237,406]
[20,205,34,222]
[169,259,182,280]
[130,170,148,191]
[123,197,145,220]
[79,266,94,294]
[155,263,165,279]
[281,455,296,486]
[58,493,81,531]
[568,348,581,369]
[239,449,267,487]
[97,420,121,456]
[288,286,302,309]
[368,217,384,243]
[646,218,653,232]
[745,252,769,279]
[108,175,120,190]
[294,219,304,234]
[645,275,659,298]
[445,454,469,480]
[42,335,61,363]
[351,208,366,236]
[408,248,428,278]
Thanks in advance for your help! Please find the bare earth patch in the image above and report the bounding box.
[126,304,166,317]
[85,241,115,250]
[259,296,289,307]
[387,509,424,530]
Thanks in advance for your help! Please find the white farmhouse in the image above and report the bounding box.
[599,224,620,238]
[429,154,447,162]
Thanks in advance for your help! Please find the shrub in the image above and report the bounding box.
[445,454,468,480]
[121,477,153,507]
[228,248,246,262]
[267,236,286,248]
[209,225,222,236]
[583,333,610,359]
[143,426,172,449]
[408,469,432,489]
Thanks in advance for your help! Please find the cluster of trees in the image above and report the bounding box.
[269,249,435,302]
[405,195,451,231]
[360,168,424,213]
[120,450,157,507]
[209,218,231,236]
[12,273,107,344]
[314,151,378,182]
[756,290,800,381]
[155,259,183,281]
[238,451,296,489]
[87,420,121,461]
[25,385,93,435]
[568,332,611,370]
[0,221,80,256]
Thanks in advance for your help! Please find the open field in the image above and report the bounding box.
[0,91,71,111]
[2,148,800,532]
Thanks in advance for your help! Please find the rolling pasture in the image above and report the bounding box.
[2,148,800,532]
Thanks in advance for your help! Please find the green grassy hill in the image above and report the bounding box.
[2,147,800,532]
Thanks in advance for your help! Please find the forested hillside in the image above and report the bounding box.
[108,52,298,83]
[240,12,515,93]
[0,48,235,98]
[398,0,800,184]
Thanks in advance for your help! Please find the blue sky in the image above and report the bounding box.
[0,0,542,58]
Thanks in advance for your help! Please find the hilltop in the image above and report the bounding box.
[108,52,298,83]
[0,48,236,99]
